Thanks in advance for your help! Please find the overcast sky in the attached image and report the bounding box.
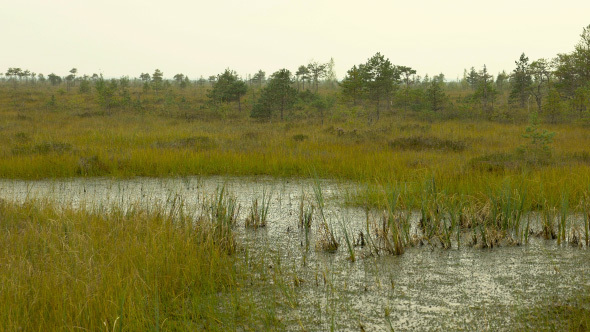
[2,0,589,81]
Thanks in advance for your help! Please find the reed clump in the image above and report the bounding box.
[201,186,240,253]
[298,194,314,231]
[313,180,339,252]
[245,191,271,229]
[377,187,411,254]
[350,178,590,252]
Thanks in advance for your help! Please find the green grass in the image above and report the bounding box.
[516,291,590,331]
[0,199,269,331]
[2,85,590,210]
[245,189,272,229]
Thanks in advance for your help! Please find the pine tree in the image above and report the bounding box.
[509,53,532,108]
[251,69,296,120]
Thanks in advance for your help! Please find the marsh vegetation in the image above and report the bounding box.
[1,177,589,330]
[1,25,590,331]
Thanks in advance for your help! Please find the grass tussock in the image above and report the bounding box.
[0,199,262,331]
[388,136,467,152]
[245,190,272,229]
[153,135,215,150]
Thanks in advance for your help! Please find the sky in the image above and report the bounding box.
[2,0,589,81]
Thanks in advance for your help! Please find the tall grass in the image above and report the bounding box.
[541,203,557,240]
[202,185,240,252]
[298,193,314,262]
[558,192,569,245]
[245,189,272,229]
[445,194,464,248]
[312,179,339,252]
[381,186,407,255]
[298,193,314,231]
[0,199,261,331]
[338,213,355,262]
[584,192,590,247]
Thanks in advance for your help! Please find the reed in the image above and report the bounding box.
[313,179,339,252]
[541,203,557,240]
[381,186,407,255]
[245,189,272,229]
[202,185,240,253]
[299,195,314,260]
[445,194,463,248]
[298,193,314,231]
[339,213,356,262]
[558,192,569,245]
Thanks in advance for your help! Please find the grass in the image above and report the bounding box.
[245,189,272,229]
[0,198,265,331]
[2,84,590,213]
[378,186,408,255]
[202,186,240,252]
[388,135,467,152]
[298,193,313,231]
[584,192,590,247]
[2,82,590,329]
[313,180,339,252]
[338,212,356,261]
[516,290,590,331]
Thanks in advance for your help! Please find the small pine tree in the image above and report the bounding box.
[518,111,555,164]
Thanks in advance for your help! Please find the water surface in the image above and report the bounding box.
[1,177,588,331]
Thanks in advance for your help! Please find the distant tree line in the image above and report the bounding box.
[2,25,590,124]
